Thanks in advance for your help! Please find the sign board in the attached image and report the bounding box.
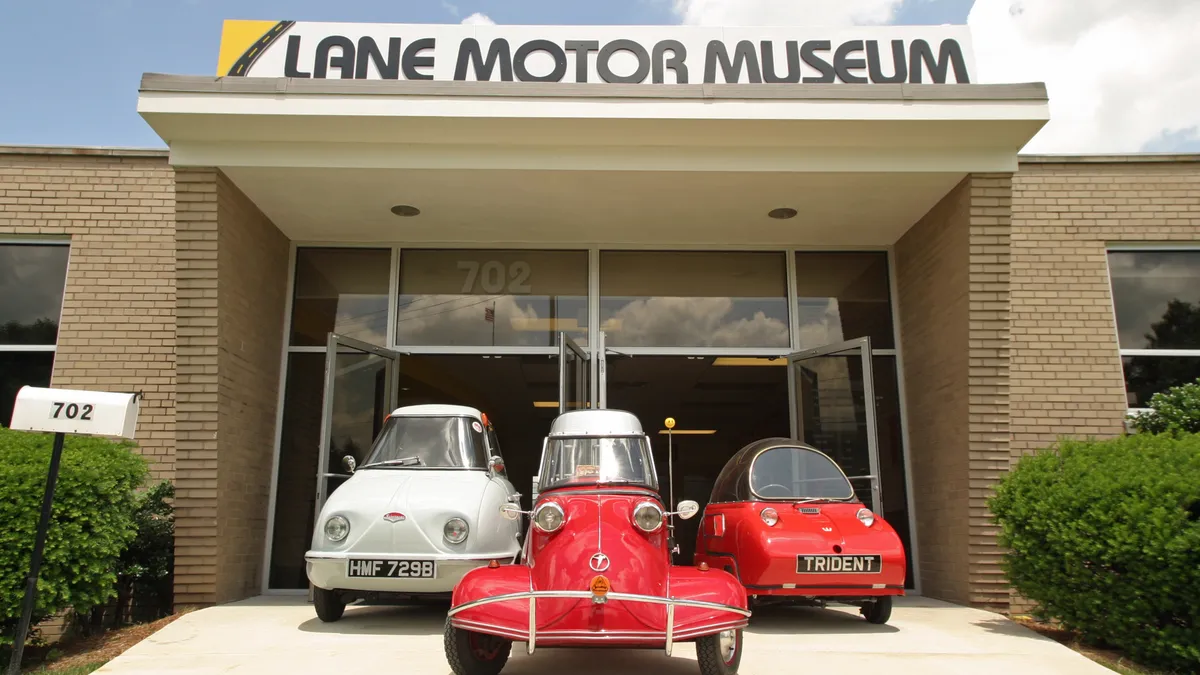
[217,21,975,85]
[9,386,139,440]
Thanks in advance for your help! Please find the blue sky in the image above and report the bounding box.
[0,0,974,148]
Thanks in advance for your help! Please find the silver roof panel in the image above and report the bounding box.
[548,410,645,437]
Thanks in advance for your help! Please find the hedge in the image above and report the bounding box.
[0,427,147,648]
[990,433,1200,672]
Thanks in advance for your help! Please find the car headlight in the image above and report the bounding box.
[857,508,875,527]
[533,502,565,533]
[632,502,664,533]
[760,507,779,527]
[444,518,469,544]
[324,515,350,542]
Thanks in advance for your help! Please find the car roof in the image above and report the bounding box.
[388,404,484,420]
[548,409,644,437]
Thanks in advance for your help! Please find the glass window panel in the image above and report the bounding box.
[396,250,588,347]
[269,353,325,589]
[1,352,55,425]
[600,251,789,348]
[1121,356,1200,408]
[1108,250,1200,350]
[290,248,391,346]
[794,252,894,350]
[0,244,70,346]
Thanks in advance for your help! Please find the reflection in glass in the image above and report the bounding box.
[290,248,391,346]
[539,436,657,491]
[0,244,70,345]
[750,446,854,500]
[794,252,894,350]
[1108,250,1200,350]
[600,251,789,348]
[1122,356,1200,407]
[362,416,488,469]
[1,352,54,424]
[396,250,588,347]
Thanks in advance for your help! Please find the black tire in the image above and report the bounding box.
[313,587,346,623]
[861,596,893,625]
[444,619,512,675]
[696,628,742,675]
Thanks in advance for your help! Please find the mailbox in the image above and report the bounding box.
[9,386,139,440]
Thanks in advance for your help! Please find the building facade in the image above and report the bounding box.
[2,21,1199,613]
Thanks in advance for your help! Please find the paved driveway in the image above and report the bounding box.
[95,596,1110,675]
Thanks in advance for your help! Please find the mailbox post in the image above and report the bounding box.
[5,386,140,675]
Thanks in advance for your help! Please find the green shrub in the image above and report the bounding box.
[0,427,147,648]
[991,433,1200,672]
[1129,378,1200,435]
[114,481,174,624]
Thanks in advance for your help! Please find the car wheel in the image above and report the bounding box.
[313,587,346,623]
[861,596,893,625]
[696,628,742,675]
[444,619,512,675]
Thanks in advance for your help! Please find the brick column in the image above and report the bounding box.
[894,174,1013,611]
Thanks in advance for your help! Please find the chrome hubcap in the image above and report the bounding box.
[718,629,737,663]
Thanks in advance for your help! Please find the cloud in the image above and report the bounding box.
[968,0,1200,152]
[605,296,790,348]
[671,0,904,27]
[461,12,496,25]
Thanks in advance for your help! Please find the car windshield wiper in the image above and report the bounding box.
[360,456,424,469]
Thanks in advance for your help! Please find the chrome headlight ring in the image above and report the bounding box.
[533,502,565,533]
[632,501,665,533]
[324,515,350,542]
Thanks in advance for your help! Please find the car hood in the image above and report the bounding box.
[312,469,492,555]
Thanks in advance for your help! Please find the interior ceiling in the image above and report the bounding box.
[222,167,963,247]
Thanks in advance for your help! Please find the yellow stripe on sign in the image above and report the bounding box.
[216,19,280,76]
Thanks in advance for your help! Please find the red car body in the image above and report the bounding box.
[446,410,749,675]
[694,438,906,622]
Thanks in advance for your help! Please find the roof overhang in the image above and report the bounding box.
[137,75,1049,245]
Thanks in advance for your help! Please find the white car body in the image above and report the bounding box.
[305,405,523,596]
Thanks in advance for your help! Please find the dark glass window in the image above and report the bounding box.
[1108,250,1200,350]
[1107,250,1200,406]
[600,251,789,348]
[290,248,391,346]
[1,353,55,426]
[0,244,70,345]
[397,250,588,347]
[794,252,894,350]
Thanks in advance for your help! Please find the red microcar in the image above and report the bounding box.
[694,438,906,624]
[445,410,751,675]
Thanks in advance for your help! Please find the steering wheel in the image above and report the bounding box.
[757,483,790,497]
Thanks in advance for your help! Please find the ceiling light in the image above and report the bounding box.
[712,357,787,367]
[391,204,421,217]
[533,401,558,408]
[769,208,798,220]
[658,429,717,435]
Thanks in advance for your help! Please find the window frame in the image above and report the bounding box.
[0,239,71,425]
[1105,244,1200,411]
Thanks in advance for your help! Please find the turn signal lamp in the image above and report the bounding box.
[760,507,779,527]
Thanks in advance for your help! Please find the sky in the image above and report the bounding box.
[0,0,1196,153]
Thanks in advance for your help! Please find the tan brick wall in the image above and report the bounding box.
[895,178,972,604]
[0,148,176,480]
[214,172,289,603]
[895,174,1013,610]
[174,169,289,605]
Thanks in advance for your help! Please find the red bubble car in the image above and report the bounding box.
[445,410,751,675]
[694,438,905,624]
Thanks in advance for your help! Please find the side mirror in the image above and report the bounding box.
[489,456,506,474]
[499,503,526,521]
[342,455,357,473]
[675,500,700,521]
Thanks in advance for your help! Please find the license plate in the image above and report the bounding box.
[347,559,437,578]
[797,555,881,574]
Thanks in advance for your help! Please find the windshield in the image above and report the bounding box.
[750,446,854,500]
[539,436,657,491]
[361,416,488,470]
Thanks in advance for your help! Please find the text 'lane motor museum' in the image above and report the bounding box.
[4,19,1200,611]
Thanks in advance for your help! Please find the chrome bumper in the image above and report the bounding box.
[447,590,751,657]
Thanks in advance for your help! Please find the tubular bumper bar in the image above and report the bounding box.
[447,590,751,656]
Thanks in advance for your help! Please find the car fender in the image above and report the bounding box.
[449,565,533,640]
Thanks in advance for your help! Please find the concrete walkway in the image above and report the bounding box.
[95,596,1110,675]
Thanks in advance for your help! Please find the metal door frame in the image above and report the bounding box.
[593,331,608,409]
[558,332,590,415]
[315,333,400,515]
[785,336,882,512]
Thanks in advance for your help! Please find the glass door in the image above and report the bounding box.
[315,333,400,516]
[558,332,591,415]
[786,337,883,512]
[593,331,608,409]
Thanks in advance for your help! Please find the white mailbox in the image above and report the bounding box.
[9,386,139,440]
